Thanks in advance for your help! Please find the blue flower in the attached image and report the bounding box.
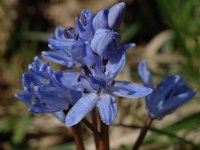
[54,44,152,126]
[75,9,94,42]
[43,2,128,67]
[138,60,196,119]
[15,57,81,114]
[42,10,95,67]
[108,2,125,30]
[42,10,94,68]
[92,8,109,31]
[42,27,84,67]
[92,2,125,31]
[16,2,146,127]
[91,29,121,59]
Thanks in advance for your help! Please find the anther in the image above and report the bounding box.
[97,87,102,95]
[64,27,73,39]
[83,88,88,94]
[74,34,79,40]
[102,66,106,73]
[111,80,115,86]
[90,63,96,69]
[77,74,82,82]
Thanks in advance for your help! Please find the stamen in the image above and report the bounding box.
[90,63,96,69]
[111,80,115,86]
[77,74,82,82]
[97,87,102,95]
[74,34,79,40]
[64,27,74,39]
[83,88,88,94]
[102,66,106,73]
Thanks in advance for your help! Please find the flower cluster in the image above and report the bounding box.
[16,3,152,126]
[138,60,196,119]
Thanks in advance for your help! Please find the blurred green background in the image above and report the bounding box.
[0,0,200,149]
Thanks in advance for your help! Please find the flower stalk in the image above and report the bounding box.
[132,117,153,150]
[71,124,85,150]
[91,109,100,149]
[99,120,110,150]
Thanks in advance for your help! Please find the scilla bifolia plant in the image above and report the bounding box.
[15,2,196,150]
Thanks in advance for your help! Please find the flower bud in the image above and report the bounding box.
[92,9,109,31]
[55,26,65,39]
[91,29,121,59]
[108,2,125,30]
[76,9,94,42]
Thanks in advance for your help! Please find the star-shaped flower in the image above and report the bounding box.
[55,44,152,126]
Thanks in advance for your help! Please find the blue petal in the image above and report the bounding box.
[91,29,121,59]
[44,40,84,67]
[79,9,94,28]
[138,60,154,89]
[97,94,117,125]
[54,26,65,39]
[22,73,38,92]
[22,71,52,92]
[76,9,94,42]
[53,111,66,123]
[28,57,50,72]
[54,71,92,92]
[169,82,191,97]
[93,9,109,31]
[48,36,74,48]
[105,43,135,81]
[65,93,98,127]
[35,86,69,109]
[83,42,104,78]
[111,81,152,98]
[29,103,61,113]
[151,75,183,107]
[69,44,84,66]
[108,2,125,30]
[151,90,196,118]
[70,90,82,104]
[90,76,106,89]
[15,93,32,105]
[75,17,85,34]
[138,60,154,108]
[42,50,74,67]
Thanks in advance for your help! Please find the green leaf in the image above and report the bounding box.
[11,115,31,144]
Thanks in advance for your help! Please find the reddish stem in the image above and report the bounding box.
[91,109,100,149]
[71,124,85,150]
[132,117,154,150]
[98,120,110,150]
[82,118,99,134]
